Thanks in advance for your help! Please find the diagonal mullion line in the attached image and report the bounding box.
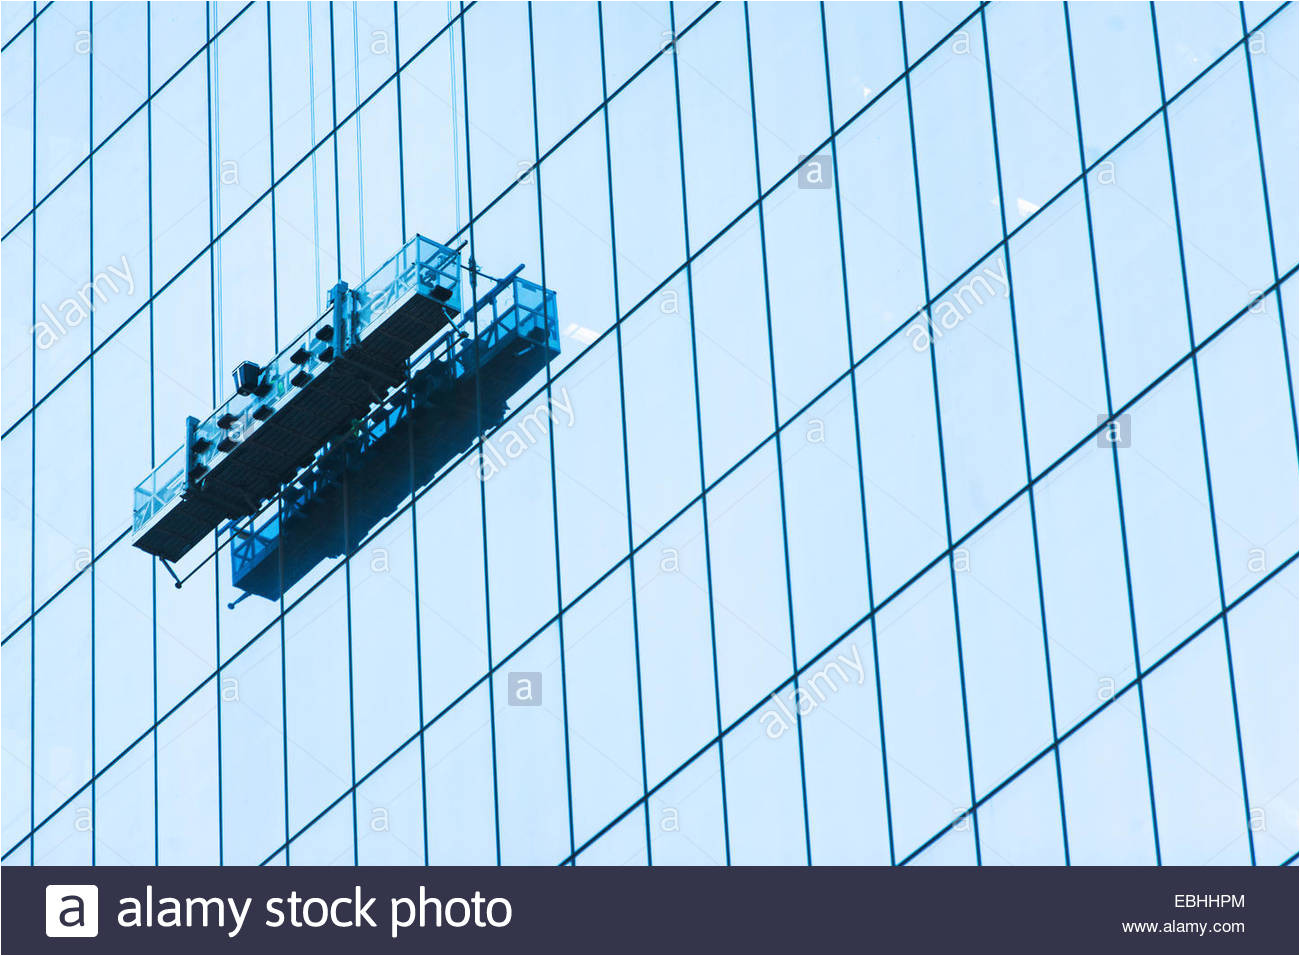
[5,0,1274,652]
[565,550,1299,868]
[1148,0,1257,866]
[976,3,1070,865]
[895,550,1298,867]
[244,268,1300,866]
[3,260,1289,864]
[5,3,1294,863]
[2,245,1294,865]
[1062,0,1162,864]
[0,0,712,438]
[3,2,259,242]
[897,0,982,864]
[0,1,51,55]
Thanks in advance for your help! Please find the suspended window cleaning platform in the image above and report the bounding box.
[131,234,558,571]
[226,268,559,601]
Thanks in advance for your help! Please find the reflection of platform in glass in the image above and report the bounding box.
[228,270,560,601]
[131,236,464,563]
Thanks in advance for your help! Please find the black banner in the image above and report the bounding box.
[3,865,1296,955]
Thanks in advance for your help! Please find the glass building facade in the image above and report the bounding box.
[1,0,1297,868]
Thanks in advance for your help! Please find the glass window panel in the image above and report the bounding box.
[1,422,33,637]
[531,2,601,157]
[644,743,725,864]
[1058,691,1157,865]
[692,214,770,486]
[1,628,32,853]
[1007,186,1108,475]
[156,691,220,863]
[782,381,869,668]
[855,333,946,602]
[91,534,152,770]
[908,11,1000,296]
[765,175,847,422]
[1251,3,1298,272]
[620,275,699,545]
[824,1,901,128]
[801,626,891,865]
[149,0,206,86]
[34,0,88,197]
[283,573,354,840]
[91,1,146,147]
[33,167,90,395]
[1145,626,1250,864]
[424,685,497,865]
[350,514,420,781]
[635,503,718,788]
[218,620,287,865]
[483,390,558,661]
[492,623,570,864]
[1088,119,1188,410]
[1154,0,1242,95]
[901,1,979,62]
[552,336,629,606]
[747,1,828,192]
[537,120,615,376]
[563,567,644,851]
[1067,1,1161,160]
[213,8,270,235]
[599,0,671,95]
[150,58,210,288]
[907,820,977,865]
[607,55,683,312]
[975,757,1066,865]
[836,85,924,361]
[94,739,153,865]
[986,2,1078,228]
[957,499,1055,796]
[1035,443,1137,728]
[574,807,645,865]
[1198,305,1298,604]
[933,253,1024,540]
[1228,565,1299,864]
[414,458,488,724]
[1117,368,1221,664]
[357,745,425,865]
[708,445,791,729]
[875,564,971,860]
[1,227,34,431]
[2,29,34,232]
[723,699,806,865]
[1168,51,1274,343]
[677,2,754,249]
[33,364,89,610]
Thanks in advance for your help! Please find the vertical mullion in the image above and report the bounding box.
[265,1,292,866]
[1062,0,1162,864]
[524,0,577,862]
[28,0,37,868]
[326,2,360,866]
[596,0,657,866]
[976,3,1071,864]
[897,0,982,864]
[202,1,226,867]
[740,1,812,865]
[816,0,897,866]
[1237,1,1298,453]
[1148,2,1256,865]
[457,0,503,866]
